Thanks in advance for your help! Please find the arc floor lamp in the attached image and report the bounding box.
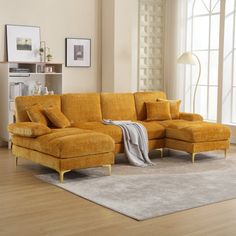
[177,52,201,113]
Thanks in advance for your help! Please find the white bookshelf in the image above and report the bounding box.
[0,61,63,148]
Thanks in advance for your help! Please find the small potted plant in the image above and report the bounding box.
[46,53,53,62]
[39,41,46,62]
[39,47,44,62]
[46,47,53,62]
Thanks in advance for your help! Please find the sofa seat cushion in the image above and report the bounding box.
[165,121,231,143]
[12,128,115,158]
[74,122,123,144]
[74,121,165,143]
[137,121,166,139]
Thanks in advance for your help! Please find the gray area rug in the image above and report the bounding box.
[36,151,236,220]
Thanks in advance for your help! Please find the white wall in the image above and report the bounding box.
[101,0,115,92]
[0,0,102,92]
[114,0,138,92]
[102,0,138,92]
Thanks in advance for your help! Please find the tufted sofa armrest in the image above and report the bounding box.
[179,112,203,121]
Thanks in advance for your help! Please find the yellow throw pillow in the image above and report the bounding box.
[26,104,49,126]
[8,122,51,137]
[157,98,181,119]
[146,101,172,121]
[44,107,71,128]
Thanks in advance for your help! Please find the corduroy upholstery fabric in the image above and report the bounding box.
[11,91,231,179]
[179,112,204,121]
[134,91,167,120]
[157,98,181,119]
[26,104,49,126]
[166,121,231,143]
[12,145,114,172]
[157,119,202,128]
[15,95,61,122]
[137,121,166,139]
[61,93,102,123]
[114,139,165,154]
[73,121,165,143]
[101,93,137,120]
[146,102,172,121]
[165,138,230,153]
[8,122,51,137]
[12,128,115,158]
[44,107,71,128]
[73,122,123,143]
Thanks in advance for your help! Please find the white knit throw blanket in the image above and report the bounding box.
[103,119,154,167]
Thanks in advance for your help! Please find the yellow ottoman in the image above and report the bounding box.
[165,121,231,162]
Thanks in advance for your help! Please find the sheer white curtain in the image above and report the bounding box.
[164,0,188,105]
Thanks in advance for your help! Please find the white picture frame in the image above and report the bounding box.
[65,38,91,67]
[6,24,41,62]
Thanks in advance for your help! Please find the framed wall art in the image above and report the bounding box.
[65,38,91,67]
[6,24,41,62]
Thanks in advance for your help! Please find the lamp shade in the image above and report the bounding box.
[177,52,198,65]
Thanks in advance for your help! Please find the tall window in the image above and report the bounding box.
[185,0,236,125]
[185,0,221,121]
[223,0,236,124]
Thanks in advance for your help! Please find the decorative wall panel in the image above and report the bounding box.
[138,0,164,91]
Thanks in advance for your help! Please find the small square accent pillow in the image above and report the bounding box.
[8,122,51,137]
[157,98,181,119]
[26,104,49,126]
[44,107,71,128]
[146,101,172,121]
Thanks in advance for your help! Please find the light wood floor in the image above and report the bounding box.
[1,146,236,236]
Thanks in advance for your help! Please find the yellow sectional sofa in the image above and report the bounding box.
[9,92,231,181]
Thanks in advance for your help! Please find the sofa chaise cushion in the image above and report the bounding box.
[12,128,115,158]
[166,121,231,142]
[157,119,200,128]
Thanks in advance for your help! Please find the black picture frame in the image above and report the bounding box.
[65,38,91,67]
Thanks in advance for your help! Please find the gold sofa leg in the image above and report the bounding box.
[103,165,112,176]
[59,170,71,183]
[224,149,227,159]
[192,153,196,163]
[15,156,18,166]
[157,148,163,158]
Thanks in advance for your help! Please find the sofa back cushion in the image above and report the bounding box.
[15,95,61,122]
[134,91,167,120]
[61,93,102,123]
[101,93,137,120]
